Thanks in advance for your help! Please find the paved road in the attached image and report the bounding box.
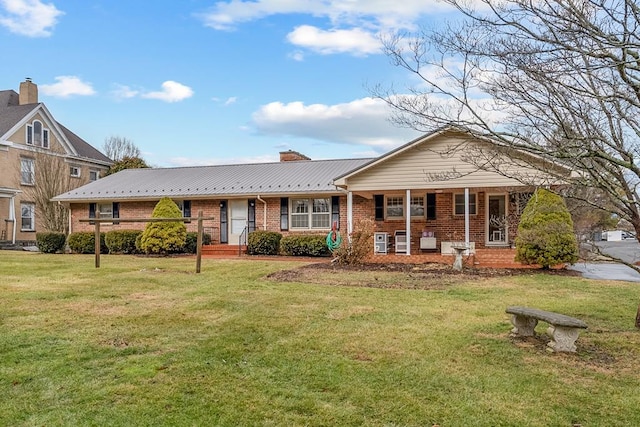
[569,239,640,282]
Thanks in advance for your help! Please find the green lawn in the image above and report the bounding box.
[1,252,639,426]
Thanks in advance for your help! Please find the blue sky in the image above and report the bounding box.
[1,0,462,167]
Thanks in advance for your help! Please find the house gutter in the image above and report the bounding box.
[256,195,267,230]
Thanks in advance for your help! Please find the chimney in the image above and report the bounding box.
[279,150,311,162]
[19,78,38,105]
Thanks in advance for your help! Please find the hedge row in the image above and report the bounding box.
[63,231,210,254]
[247,231,330,257]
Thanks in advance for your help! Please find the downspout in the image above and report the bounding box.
[347,191,353,242]
[464,188,470,247]
[405,189,411,255]
[256,195,267,230]
[10,194,16,244]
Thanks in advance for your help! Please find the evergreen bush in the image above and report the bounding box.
[105,230,142,254]
[183,232,212,254]
[36,232,66,254]
[515,188,579,268]
[138,198,187,254]
[280,234,331,257]
[67,232,107,254]
[247,231,282,255]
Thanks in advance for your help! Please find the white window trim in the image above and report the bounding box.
[410,196,425,218]
[454,193,477,216]
[20,158,35,185]
[70,166,81,178]
[290,197,331,230]
[385,195,404,219]
[98,203,113,219]
[26,120,50,149]
[21,202,35,232]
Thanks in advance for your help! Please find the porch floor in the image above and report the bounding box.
[202,246,536,269]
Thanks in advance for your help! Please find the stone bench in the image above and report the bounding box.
[506,306,588,352]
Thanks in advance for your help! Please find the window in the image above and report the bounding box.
[98,203,113,218]
[21,203,35,231]
[290,198,331,229]
[410,196,424,217]
[454,193,477,215]
[89,170,99,181]
[70,166,81,177]
[175,200,191,219]
[26,120,49,149]
[386,196,404,218]
[20,158,35,185]
[426,193,437,220]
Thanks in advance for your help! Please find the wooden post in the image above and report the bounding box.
[94,221,101,268]
[196,210,203,274]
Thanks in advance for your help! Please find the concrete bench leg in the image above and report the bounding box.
[510,314,537,336]
[547,325,581,353]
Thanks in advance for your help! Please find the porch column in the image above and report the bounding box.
[405,189,411,255]
[347,191,353,242]
[10,194,16,244]
[464,187,470,246]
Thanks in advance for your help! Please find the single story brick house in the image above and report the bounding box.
[53,128,569,262]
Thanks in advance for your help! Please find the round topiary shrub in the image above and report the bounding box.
[36,232,66,253]
[515,188,579,268]
[67,231,107,254]
[247,230,282,255]
[138,197,187,254]
[105,229,143,254]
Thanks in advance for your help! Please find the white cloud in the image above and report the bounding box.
[224,96,237,106]
[287,25,380,56]
[142,81,194,103]
[251,97,421,150]
[198,0,458,56]
[110,84,139,100]
[40,76,95,98]
[0,0,63,37]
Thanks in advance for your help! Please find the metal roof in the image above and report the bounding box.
[53,157,373,202]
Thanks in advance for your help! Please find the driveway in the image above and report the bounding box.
[569,239,640,282]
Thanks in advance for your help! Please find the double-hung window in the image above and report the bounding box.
[89,170,99,181]
[454,193,477,215]
[70,166,81,177]
[410,196,425,217]
[290,198,331,229]
[21,203,35,231]
[386,196,404,219]
[20,158,35,185]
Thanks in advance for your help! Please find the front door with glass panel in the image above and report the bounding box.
[229,199,248,244]
[487,194,507,245]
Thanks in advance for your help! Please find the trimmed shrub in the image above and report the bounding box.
[36,232,66,254]
[183,232,212,254]
[247,231,282,255]
[280,234,331,257]
[515,188,579,268]
[68,231,107,254]
[333,218,375,265]
[105,230,142,254]
[138,197,187,254]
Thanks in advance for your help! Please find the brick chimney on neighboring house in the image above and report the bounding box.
[279,150,311,162]
[19,78,38,105]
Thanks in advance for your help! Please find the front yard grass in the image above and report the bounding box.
[1,252,639,426]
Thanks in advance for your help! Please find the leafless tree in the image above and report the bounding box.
[19,149,73,233]
[103,136,141,162]
[376,0,640,250]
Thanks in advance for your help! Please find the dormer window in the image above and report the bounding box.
[26,120,49,149]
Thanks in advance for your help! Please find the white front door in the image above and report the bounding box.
[487,194,508,245]
[229,199,248,244]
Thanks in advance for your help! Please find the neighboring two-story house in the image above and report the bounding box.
[0,79,112,244]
